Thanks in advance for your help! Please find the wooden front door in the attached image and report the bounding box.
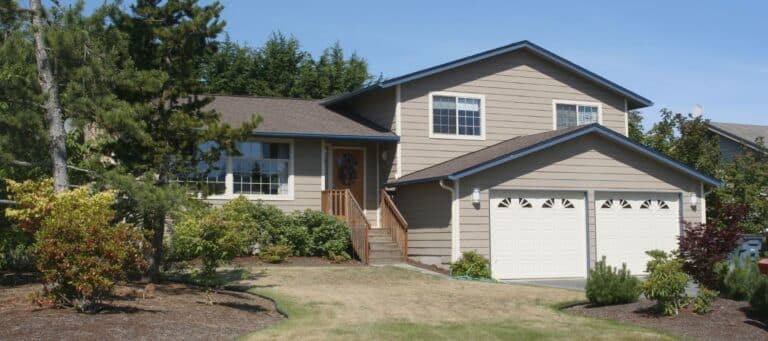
[332,148,365,206]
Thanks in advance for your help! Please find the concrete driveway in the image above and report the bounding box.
[504,277,700,296]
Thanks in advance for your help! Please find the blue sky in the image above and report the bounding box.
[79,0,767,128]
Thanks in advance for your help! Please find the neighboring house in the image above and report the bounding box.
[201,41,721,279]
[706,121,768,162]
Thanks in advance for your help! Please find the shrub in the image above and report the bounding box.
[640,250,690,316]
[692,287,718,315]
[450,251,491,279]
[677,202,745,289]
[719,258,761,301]
[586,256,641,306]
[260,244,292,263]
[5,179,148,312]
[749,275,768,316]
[0,225,35,272]
[171,204,250,281]
[295,210,351,261]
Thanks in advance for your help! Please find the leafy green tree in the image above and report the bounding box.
[644,109,721,176]
[709,151,768,234]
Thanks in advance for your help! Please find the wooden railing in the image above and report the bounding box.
[321,189,369,263]
[380,190,408,261]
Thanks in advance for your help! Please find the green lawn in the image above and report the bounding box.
[236,266,673,340]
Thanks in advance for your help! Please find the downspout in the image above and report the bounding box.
[439,179,460,262]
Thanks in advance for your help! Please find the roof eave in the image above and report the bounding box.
[252,131,399,142]
[324,41,653,109]
[706,124,764,152]
[389,125,722,187]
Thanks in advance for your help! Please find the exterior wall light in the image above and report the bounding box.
[472,188,481,205]
[691,192,698,208]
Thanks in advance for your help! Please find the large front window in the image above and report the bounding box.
[431,93,484,138]
[232,142,290,195]
[192,141,293,199]
[555,101,600,129]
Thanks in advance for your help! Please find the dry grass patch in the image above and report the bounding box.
[240,266,673,340]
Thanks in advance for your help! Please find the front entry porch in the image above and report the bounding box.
[321,189,408,264]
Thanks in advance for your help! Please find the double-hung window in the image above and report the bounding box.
[190,140,293,200]
[430,93,484,139]
[554,101,601,129]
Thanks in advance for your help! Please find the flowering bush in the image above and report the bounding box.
[5,179,148,312]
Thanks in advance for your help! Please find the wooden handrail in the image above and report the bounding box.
[321,189,369,264]
[380,190,408,261]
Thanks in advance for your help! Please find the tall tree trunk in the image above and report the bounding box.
[145,210,166,282]
[30,0,68,193]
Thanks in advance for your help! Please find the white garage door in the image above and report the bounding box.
[490,191,587,279]
[596,192,680,275]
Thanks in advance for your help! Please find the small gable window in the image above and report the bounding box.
[554,101,601,130]
[430,93,484,139]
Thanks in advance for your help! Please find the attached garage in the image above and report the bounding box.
[595,192,681,275]
[490,191,587,279]
[390,125,721,276]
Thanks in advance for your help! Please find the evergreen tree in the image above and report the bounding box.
[627,110,644,143]
[200,32,373,99]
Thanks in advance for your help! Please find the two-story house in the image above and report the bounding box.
[200,41,721,279]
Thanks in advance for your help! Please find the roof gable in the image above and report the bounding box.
[387,124,721,187]
[324,41,652,109]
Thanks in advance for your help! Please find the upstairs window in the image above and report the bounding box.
[430,93,484,139]
[554,101,601,129]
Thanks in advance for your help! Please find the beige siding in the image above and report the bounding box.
[457,134,704,265]
[395,182,453,265]
[332,87,396,132]
[399,49,627,175]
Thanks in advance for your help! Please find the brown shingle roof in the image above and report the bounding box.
[204,95,398,141]
[388,124,722,187]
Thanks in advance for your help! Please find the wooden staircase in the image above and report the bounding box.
[321,189,408,264]
[368,229,404,264]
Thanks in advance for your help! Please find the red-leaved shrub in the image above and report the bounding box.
[678,202,746,288]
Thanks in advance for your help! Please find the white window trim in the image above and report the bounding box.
[551,99,603,130]
[428,91,486,140]
[206,138,295,201]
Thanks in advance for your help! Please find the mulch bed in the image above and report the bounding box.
[566,298,767,340]
[232,255,363,267]
[0,279,284,341]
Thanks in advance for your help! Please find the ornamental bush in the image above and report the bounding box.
[677,202,745,289]
[260,244,292,263]
[170,204,251,281]
[640,250,690,316]
[295,210,351,261]
[586,257,641,306]
[450,251,491,279]
[5,179,148,312]
[749,275,768,316]
[692,287,718,315]
[719,258,762,301]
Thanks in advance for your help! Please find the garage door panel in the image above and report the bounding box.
[490,191,587,279]
[596,192,680,275]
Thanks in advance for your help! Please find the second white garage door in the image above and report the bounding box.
[490,191,587,279]
[595,192,681,275]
